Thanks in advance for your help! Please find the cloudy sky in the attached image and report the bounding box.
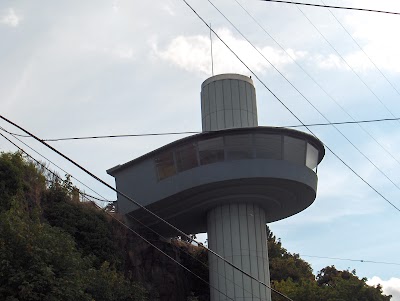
[1,0,399,299]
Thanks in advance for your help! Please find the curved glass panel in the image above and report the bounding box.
[155,132,318,181]
[254,134,282,160]
[225,134,253,160]
[155,152,176,180]
[283,136,306,165]
[306,143,319,170]
[199,137,224,165]
[176,144,198,172]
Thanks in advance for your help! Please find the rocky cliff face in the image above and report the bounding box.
[116,227,209,301]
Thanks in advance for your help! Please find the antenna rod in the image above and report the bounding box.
[210,23,214,76]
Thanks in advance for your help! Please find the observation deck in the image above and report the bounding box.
[107,126,324,236]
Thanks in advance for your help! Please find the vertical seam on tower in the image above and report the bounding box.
[237,203,244,300]
[229,80,234,128]
[245,82,251,127]
[256,205,263,300]
[262,209,269,300]
[217,206,226,299]
[206,83,212,131]
[228,203,234,300]
[214,81,218,130]
[237,80,242,128]
[221,205,228,301]
[259,207,266,299]
[246,203,254,301]
[222,80,226,130]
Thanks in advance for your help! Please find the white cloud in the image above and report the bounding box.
[1,8,21,27]
[152,28,308,76]
[314,53,349,70]
[341,3,400,73]
[161,3,176,16]
[367,277,400,301]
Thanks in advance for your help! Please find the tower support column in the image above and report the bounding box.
[207,203,272,301]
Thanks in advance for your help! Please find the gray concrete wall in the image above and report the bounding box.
[208,203,271,301]
[201,74,258,131]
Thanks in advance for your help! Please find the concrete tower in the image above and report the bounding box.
[107,74,325,301]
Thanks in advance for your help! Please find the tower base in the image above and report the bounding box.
[207,203,271,301]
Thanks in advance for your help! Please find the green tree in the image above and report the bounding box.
[0,201,91,301]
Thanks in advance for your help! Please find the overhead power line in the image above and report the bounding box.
[259,0,400,16]
[2,117,400,142]
[234,0,400,166]
[321,0,400,99]
[0,126,112,203]
[3,127,398,274]
[301,255,400,266]
[206,0,400,201]
[0,132,237,301]
[181,0,400,213]
[0,115,293,301]
[297,6,400,123]
[0,129,289,300]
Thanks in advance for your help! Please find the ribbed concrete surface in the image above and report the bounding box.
[201,75,258,132]
[207,203,271,301]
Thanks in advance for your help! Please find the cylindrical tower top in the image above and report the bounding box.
[201,74,258,132]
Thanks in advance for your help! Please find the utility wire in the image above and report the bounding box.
[0,115,293,301]
[297,6,400,123]
[126,211,268,300]
[206,0,400,197]
[300,255,400,266]
[0,131,237,301]
[234,0,400,166]
[259,0,400,16]
[2,117,400,142]
[3,126,399,273]
[3,123,398,301]
[0,126,112,204]
[321,0,400,99]
[180,0,400,213]
[0,128,271,300]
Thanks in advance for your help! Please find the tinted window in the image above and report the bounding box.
[225,134,253,160]
[283,136,306,165]
[306,143,319,170]
[175,144,198,172]
[155,152,176,180]
[254,134,282,160]
[199,137,224,165]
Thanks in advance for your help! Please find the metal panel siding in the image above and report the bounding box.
[222,205,235,300]
[233,109,242,127]
[225,110,234,128]
[215,207,226,300]
[230,204,244,299]
[245,82,253,113]
[241,109,249,127]
[215,80,224,111]
[209,81,217,114]
[201,91,205,118]
[211,112,217,130]
[251,86,258,121]
[223,80,233,110]
[207,203,272,300]
[204,85,210,117]
[239,204,252,299]
[216,110,225,130]
[205,115,211,132]
[239,80,248,110]
[248,204,260,299]
[208,210,218,300]
[231,80,241,110]
[255,206,265,299]
[201,75,258,131]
